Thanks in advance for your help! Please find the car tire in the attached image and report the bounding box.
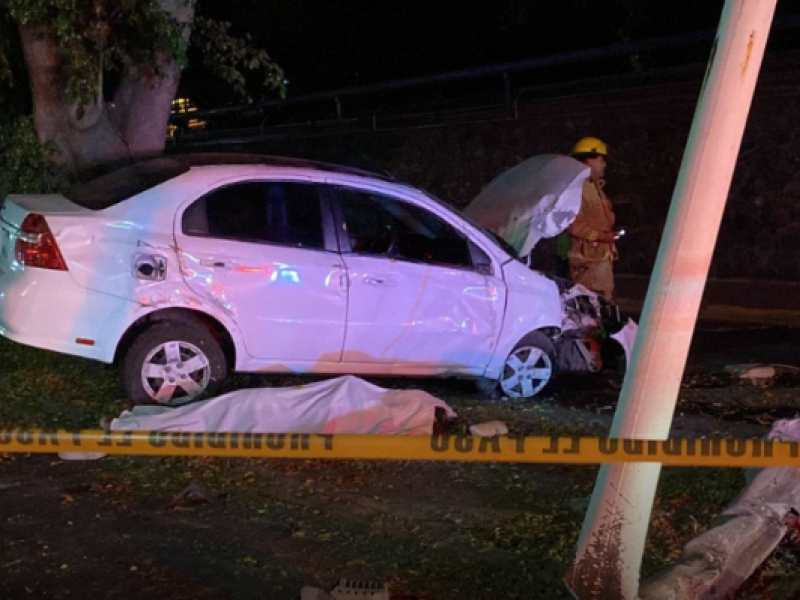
[485,331,555,399]
[121,320,227,406]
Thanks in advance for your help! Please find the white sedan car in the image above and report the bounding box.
[0,154,562,405]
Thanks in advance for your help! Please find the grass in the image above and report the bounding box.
[0,337,128,428]
[0,336,778,598]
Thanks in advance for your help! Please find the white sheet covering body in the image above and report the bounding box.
[463,154,590,257]
[110,375,456,436]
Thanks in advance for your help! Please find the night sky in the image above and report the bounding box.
[184,0,798,106]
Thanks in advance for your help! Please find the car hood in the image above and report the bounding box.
[463,154,589,258]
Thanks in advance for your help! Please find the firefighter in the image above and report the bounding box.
[565,136,622,298]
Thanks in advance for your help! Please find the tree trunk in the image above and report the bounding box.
[19,0,195,170]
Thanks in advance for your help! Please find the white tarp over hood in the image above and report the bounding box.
[463,154,589,257]
[110,375,456,436]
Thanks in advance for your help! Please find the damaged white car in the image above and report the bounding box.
[464,154,632,380]
[0,154,567,405]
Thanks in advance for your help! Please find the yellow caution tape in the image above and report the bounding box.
[0,429,797,467]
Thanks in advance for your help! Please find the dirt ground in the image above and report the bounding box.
[1,326,800,599]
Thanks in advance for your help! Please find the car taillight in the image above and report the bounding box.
[14,214,68,271]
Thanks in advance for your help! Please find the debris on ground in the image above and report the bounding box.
[57,451,107,461]
[301,579,390,600]
[162,481,213,511]
[469,420,509,436]
[331,580,390,599]
[725,364,777,386]
[640,418,800,600]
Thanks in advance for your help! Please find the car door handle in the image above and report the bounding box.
[363,275,393,286]
[199,258,231,268]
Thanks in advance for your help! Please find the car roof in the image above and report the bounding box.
[68,153,396,211]
[178,153,396,182]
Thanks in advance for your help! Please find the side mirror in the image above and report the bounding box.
[475,263,493,276]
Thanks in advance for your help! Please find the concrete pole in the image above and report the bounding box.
[563,1,778,598]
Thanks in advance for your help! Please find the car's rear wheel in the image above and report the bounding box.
[121,320,227,406]
[477,332,555,399]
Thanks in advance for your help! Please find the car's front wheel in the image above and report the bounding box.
[477,332,555,399]
[121,320,227,406]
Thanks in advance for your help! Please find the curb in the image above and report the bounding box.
[615,275,800,327]
[615,299,800,328]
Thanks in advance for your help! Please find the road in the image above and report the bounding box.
[685,322,800,372]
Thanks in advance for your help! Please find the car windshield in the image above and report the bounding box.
[420,189,521,261]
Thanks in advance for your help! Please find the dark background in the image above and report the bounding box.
[184,1,799,104]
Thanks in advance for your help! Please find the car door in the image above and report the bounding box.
[174,179,347,364]
[332,185,504,373]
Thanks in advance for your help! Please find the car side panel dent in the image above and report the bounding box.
[484,261,562,379]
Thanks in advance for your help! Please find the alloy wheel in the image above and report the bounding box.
[140,340,211,404]
[499,345,553,398]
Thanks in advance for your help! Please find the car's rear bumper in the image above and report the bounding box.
[0,266,137,363]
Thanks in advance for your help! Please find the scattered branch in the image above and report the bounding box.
[192,16,285,102]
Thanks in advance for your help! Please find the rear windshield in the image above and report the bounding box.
[68,158,189,210]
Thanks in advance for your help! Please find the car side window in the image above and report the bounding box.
[337,187,473,268]
[183,181,324,249]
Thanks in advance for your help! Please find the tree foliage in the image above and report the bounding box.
[0,0,284,188]
[193,16,284,103]
[2,0,191,106]
[0,17,12,86]
[0,116,66,198]
[0,0,283,106]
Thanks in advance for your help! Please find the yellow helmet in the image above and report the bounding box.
[572,136,608,156]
